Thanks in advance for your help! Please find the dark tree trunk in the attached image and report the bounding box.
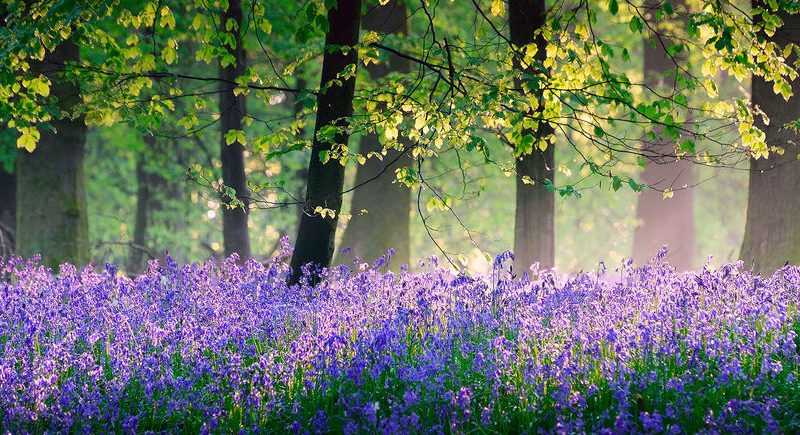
[0,166,15,256]
[0,14,9,256]
[293,75,308,226]
[632,0,695,270]
[129,154,151,273]
[16,40,89,268]
[219,0,251,261]
[337,0,411,269]
[127,135,164,273]
[740,4,800,274]
[509,0,555,272]
[290,0,362,282]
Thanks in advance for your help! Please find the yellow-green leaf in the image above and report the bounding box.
[490,0,505,17]
[24,77,50,97]
[225,129,247,146]
[16,127,40,152]
[160,6,175,29]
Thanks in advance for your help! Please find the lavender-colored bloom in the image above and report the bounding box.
[640,411,663,433]
[0,249,799,432]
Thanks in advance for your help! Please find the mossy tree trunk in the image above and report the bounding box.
[219,0,251,261]
[632,0,695,270]
[509,0,555,273]
[337,0,411,270]
[740,3,800,274]
[290,0,362,283]
[16,40,89,268]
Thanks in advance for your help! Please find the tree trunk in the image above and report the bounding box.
[293,75,308,226]
[740,4,800,274]
[509,0,555,272]
[16,40,89,268]
[290,0,362,283]
[128,154,151,273]
[0,166,15,256]
[219,0,251,261]
[337,0,411,269]
[127,134,164,274]
[632,0,695,270]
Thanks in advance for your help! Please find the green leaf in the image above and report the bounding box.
[225,129,246,146]
[608,0,619,15]
[594,125,605,137]
[666,43,684,56]
[679,139,696,154]
[160,6,176,29]
[629,16,644,33]
[517,134,534,156]
[163,44,177,65]
[317,124,338,144]
[612,176,622,191]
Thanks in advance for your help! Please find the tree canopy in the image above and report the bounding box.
[2,0,799,273]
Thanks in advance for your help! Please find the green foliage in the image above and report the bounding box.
[0,0,795,268]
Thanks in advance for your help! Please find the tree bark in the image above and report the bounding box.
[509,0,555,272]
[293,75,308,226]
[219,0,251,261]
[128,153,151,273]
[16,40,89,268]
[0,166,15,256]
[632,0,695,270]
[740,3,800,274]
[290,0,362,283]
[337,0,411,269]
[0,12,9,256]
[127,134,165,273]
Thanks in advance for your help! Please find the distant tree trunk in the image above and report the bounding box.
[740,4,800,273]
[219,0,251,261]
[16,40,89,268]
[129,154,151,273]
[0,166,15,256]
[290,0,362,283]
[632,0,695,270]
[0,11,13,256]
[337,0,411,269]
[127,135,164,273]
[509,0,555,273]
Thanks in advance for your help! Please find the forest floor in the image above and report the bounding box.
[1,250,799,432]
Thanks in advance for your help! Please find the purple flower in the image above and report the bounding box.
[0,249,799,433]
[640,411,663,433]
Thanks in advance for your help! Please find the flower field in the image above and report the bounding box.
[1,246,800,433]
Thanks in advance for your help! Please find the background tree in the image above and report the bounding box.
[740,2,800,273]
[290,0,363,281]
[127,134,165,273]
[219,0,251,260]
[632,0,695,269]
[0,161,14,256]
[0,11,12,256]
[337,0,412,269]
[1,0,796,278]
[16,40,89,268]
[509,0,555,272]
